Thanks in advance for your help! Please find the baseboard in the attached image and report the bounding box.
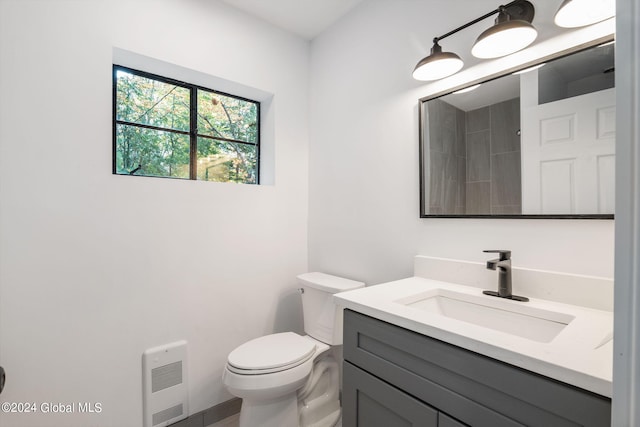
[169,398,241,427]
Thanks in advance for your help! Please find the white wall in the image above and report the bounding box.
[0,1,309,426]
[308,0,615,288]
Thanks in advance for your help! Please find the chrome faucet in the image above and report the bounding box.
[482,250,528,302]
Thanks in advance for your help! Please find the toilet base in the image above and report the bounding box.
[298,354,341,427]
[239,393,298,427]
[302,408,340,427]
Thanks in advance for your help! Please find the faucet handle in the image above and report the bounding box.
[483,250,511,261]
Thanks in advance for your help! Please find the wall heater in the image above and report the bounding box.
[142,341,189,427]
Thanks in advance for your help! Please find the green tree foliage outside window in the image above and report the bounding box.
[114,66,259,184]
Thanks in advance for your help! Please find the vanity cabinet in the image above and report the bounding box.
[342,309,611,427]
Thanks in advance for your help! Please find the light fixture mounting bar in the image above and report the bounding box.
[433,0,532,44]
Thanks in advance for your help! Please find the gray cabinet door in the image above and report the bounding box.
[439,413,468,427]
[344,309,611,427]
[343,361,438,427]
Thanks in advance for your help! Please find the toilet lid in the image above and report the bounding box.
[228,332,316,372]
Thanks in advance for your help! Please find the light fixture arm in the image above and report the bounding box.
[432,0,530,44]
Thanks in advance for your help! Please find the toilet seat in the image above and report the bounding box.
[227,332,316,375]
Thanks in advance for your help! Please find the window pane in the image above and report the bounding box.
[196,137,257,184]
[116,69,190,132]
[197,90,258,143]
[115,124,190,179]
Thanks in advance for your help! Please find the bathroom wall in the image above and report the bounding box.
[308,0,615,287]
[0,1,309,426]
[0,0,624,425]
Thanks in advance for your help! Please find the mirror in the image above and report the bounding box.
[419,40,615,219]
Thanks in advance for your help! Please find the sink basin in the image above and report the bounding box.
[395,289,575,343]
[334,273,614,397]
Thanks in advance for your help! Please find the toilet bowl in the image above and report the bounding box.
[223,334,331,427]
[222,272,364,427]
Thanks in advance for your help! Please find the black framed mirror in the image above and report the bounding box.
[419,39,615,219]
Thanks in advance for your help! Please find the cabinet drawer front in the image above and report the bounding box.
[344,310,611,427]
[343,361,438,427]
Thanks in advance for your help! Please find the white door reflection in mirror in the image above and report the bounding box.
[521,70,615,215]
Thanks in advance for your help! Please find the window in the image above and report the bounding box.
[113,65,260,184]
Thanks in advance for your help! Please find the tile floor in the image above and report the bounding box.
[206,413,239,427]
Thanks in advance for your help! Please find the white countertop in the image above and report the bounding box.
[335,276,613,397]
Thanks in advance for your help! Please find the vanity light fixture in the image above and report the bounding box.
[413,0,536,81]
[554,0,615,28]
[412,41,464,81]
[471,5,538,59]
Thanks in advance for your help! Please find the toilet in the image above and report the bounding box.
[222,272,364,427]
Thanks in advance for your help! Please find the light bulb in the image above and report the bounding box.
[472,20,537,59]
[555,0,615,28]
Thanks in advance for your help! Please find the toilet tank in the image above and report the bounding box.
[297,272,365,345]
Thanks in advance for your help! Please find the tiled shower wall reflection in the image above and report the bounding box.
[428,98,521,215]
[427,99,466,214]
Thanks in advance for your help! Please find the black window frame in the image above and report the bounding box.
[112,64,261,184]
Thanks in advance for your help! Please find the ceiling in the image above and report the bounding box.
[217,1,613,61]
[219,0,366,40]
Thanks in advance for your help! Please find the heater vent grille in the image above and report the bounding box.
[152,361,182,393]
[152,403,183,426]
